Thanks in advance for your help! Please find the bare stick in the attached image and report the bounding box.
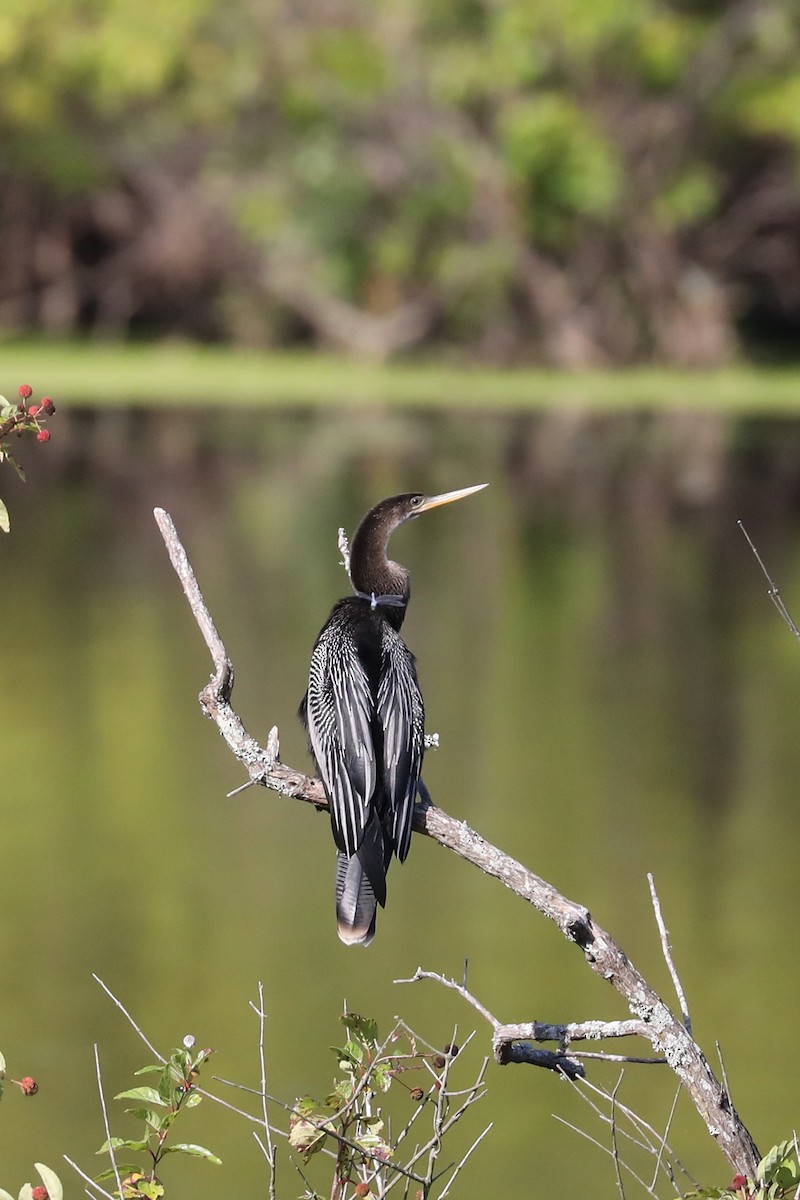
[154,507,233,692]
[551,1117,658,1197]
[650,1084,682,1194]
[738,520,800,640]
[437,1122,494,1199]
[94,1043,123,1200]
[716,1041,731,1107]
[153,507,761,1179]
[92,973,165,1064]
[62,1156,116,1200]
[648,873,692,1035]
[579,1075,698,1191]
[394,967,498,1030]
[249,981,277,1200]
[610,1071,626,1200]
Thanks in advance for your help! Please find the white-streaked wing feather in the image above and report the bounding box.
[306,625,376,857]
[377,628,424,862]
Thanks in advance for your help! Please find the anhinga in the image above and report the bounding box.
[299,484,487,945]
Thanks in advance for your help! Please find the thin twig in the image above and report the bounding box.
[249,981,277,1200]
[394,968,498,1029]
[574,1076,698,1191]
[154,507,233,688]
[738,520,800,639]
[551,1116,658,1197]
[423,1023,459,1187]
[610,1071,627,1200]
[62,1156,116,1200]
[650,1085,682,1194]
[648,873,692,1035]
[92,974,165,1064]
[716,1041,731,1107]
[94,1043,123,1200]
[94,974,268,1129]
[568,1052,665,1065]
[437,1123,494,1199]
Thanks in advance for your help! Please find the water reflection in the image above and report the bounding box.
[1,406,799,1197]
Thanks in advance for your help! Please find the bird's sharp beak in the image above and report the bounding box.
[416,483,488,513]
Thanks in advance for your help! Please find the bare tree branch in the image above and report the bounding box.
[648,873,692,1035]
[153,507,760,1179]
[738,520,800,640]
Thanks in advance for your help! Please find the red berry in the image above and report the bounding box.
[31,1188,48,1200]
[730,1177,748,1191]
[36,429,51,443]
[27,405,40,417]
[354,1185,370,1198]
[39,397,55,415]
[18,384,32,399]
[16,1076,39,1095]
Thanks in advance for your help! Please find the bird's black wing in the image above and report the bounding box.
[305,617,377,858]
[377,626,425,863]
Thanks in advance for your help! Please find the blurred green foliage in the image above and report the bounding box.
[1,0,800,362]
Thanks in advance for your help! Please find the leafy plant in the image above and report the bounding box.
[283,1011,488,1200]
[688,1138,800,1200]
[0,386,56,532]
[95,1036,221,1198]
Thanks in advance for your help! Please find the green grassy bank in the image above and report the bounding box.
[2,338,800,411]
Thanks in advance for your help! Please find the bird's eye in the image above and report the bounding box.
[410,496,424,508]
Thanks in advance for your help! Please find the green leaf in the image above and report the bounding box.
[138,1184,164,1200]
[333,1040,363,1070]
[191,1047,213,1070]
[0,498,9,534]
[326,1078,353,1107]
[775,1163,799,1187]
[94,1165,141,1181]
[34,1164,63,1200]
[162,1143,222,1165]
[184,1092,203,1108]
[0,1189,14,1200]
[127,1106,164,1130]
[758,1140,794,1183]
[359,1115,383,1129]
[97,1136,150,1153]
[115,1085,167,1107]
[341,1013,379,1046]
[372,1062,394,1093]
[288,1118,327,1162]
[133,1064,164,1076]
[0,1049,6,1076]
[158,1065,176,1103]
[8,455,25,482]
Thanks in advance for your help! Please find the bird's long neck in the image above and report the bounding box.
[350,501,411,629]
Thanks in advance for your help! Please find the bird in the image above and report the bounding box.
[299,484,487,945]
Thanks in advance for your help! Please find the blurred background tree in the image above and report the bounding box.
[2,0,800,364]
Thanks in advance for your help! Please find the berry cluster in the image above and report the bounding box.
[0,384,56,442]
[0,384,59,531]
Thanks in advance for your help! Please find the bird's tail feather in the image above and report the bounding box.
[336,850,379,945]
[335,815,390,946]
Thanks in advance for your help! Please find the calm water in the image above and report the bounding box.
[2,406,800,1198]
